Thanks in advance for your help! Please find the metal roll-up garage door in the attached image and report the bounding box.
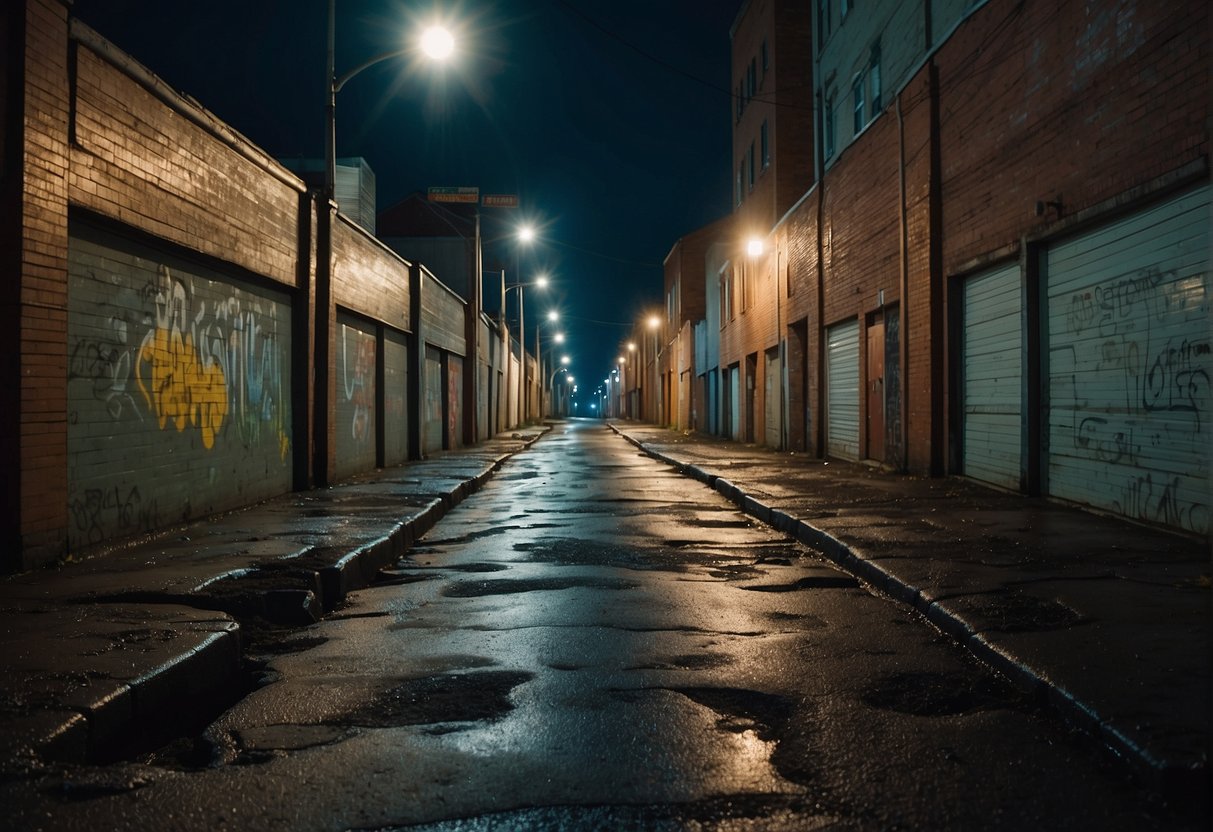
[827,319,860,460]
[765,349,782,449]
[962,263,1023,490]
[1046,186,1209,535]
[423,346,443,455]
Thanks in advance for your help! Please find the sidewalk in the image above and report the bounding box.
[610,420,1210,800]
[0,426,548,775]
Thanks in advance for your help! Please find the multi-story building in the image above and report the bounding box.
[686,0,1209,537]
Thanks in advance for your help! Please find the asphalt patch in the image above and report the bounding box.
[860,670,1020,716]
[515,538,690,572]
[333,670,534,727]
[958,591,1085,632]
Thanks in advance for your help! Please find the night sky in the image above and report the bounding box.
[70,0,741,391]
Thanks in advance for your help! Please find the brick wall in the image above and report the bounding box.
[13,0,71,568]
[937,0,1210,273]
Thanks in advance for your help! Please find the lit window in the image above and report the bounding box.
[853,74,865,135]
[761,120,770,169]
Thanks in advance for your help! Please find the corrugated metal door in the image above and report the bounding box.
[1046,186,1209,534]
[423,346,443,455]
[827,319,860,460]
[962,263,1022,490]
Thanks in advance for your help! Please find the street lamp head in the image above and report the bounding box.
[517,225,536,244]
[647,315,660,330]
[747,237,764,257]
[560,356,571,366]
[627,342,636,352]
[419,26,455,60]
[534,274,549,289]
[554,333,565,344]
[617,355,624,364]
[547,310,558,322]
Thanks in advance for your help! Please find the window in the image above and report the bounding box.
[818,0,831,47]
[736,162,744,206]
[852,73,865,135]
[869,41,882,116]
[720,266,734,323]
[747,59,756,100]
[736,82,743,120]
[760,120,770,170]
[824,93,835,160]
[841,0,851,19]
[761,39,769,74]
[740,262,749,313]
[748,142,755,190]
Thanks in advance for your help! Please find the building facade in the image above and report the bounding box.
[636,0,1210,538]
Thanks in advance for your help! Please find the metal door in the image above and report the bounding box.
[729,365,741,441]
[765,348,781,449]
[962,263,1022,490]
[423,346,443,455]
[1045,186,1209,534]
[827,319,860,460]
[866,318,885,461]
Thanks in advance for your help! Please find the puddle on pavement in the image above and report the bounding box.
[628,653,735,671]
[515,538,691,572]
[441,576,640,597]
[740,576,860,592]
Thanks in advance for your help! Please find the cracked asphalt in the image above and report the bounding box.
[2,420,1200,830]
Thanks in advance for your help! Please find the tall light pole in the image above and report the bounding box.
[537,311,559,419]
[325,3,453,200]
[647,315,661,424]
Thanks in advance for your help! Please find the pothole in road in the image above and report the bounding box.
[957,592,1085,632]
[441,576,640,597]
[331,670,534,727]
[515,538,692,572]
[860,671,1022,716]
[740,576,860,592]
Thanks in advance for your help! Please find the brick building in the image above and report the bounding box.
[677,0,1210,537]
[1,0,524,571]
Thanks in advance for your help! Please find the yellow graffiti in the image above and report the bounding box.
[137,327,228,449]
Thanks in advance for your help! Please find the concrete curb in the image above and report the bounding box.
[606,423,1193,793]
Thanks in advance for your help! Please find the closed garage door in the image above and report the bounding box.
[1046,186,1209,535]
[423,346,443,455]
[827,319,860,460]
[962,263,1022,490]
[765,348,781,449]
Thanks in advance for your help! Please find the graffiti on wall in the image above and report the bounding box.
[341,324,376,443]
[69,264,290,458]
[67,245,293,550]
[1057,265,1209,533]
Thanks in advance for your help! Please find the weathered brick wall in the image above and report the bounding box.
[10,0,71,568]
[66,226,293,550]
[69,31,302,287]
[937,0,1210,272]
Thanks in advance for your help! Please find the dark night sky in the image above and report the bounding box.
[70,0,740,391]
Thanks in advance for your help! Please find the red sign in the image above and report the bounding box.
[481,194,519,208]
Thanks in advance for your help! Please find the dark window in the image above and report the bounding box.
[761,120,770,169]
[748,142,755,190]
[761,39,769,74]
[852,74,865,135]
[824,93,835,159]
[869,41,882,115]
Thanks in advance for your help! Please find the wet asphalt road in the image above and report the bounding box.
[6,420,1199,830]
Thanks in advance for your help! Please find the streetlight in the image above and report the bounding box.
[502,227,542,425]
[325,3,454,200]
[538,311,560,419]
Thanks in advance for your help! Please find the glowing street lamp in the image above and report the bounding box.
[325,4,453,200]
